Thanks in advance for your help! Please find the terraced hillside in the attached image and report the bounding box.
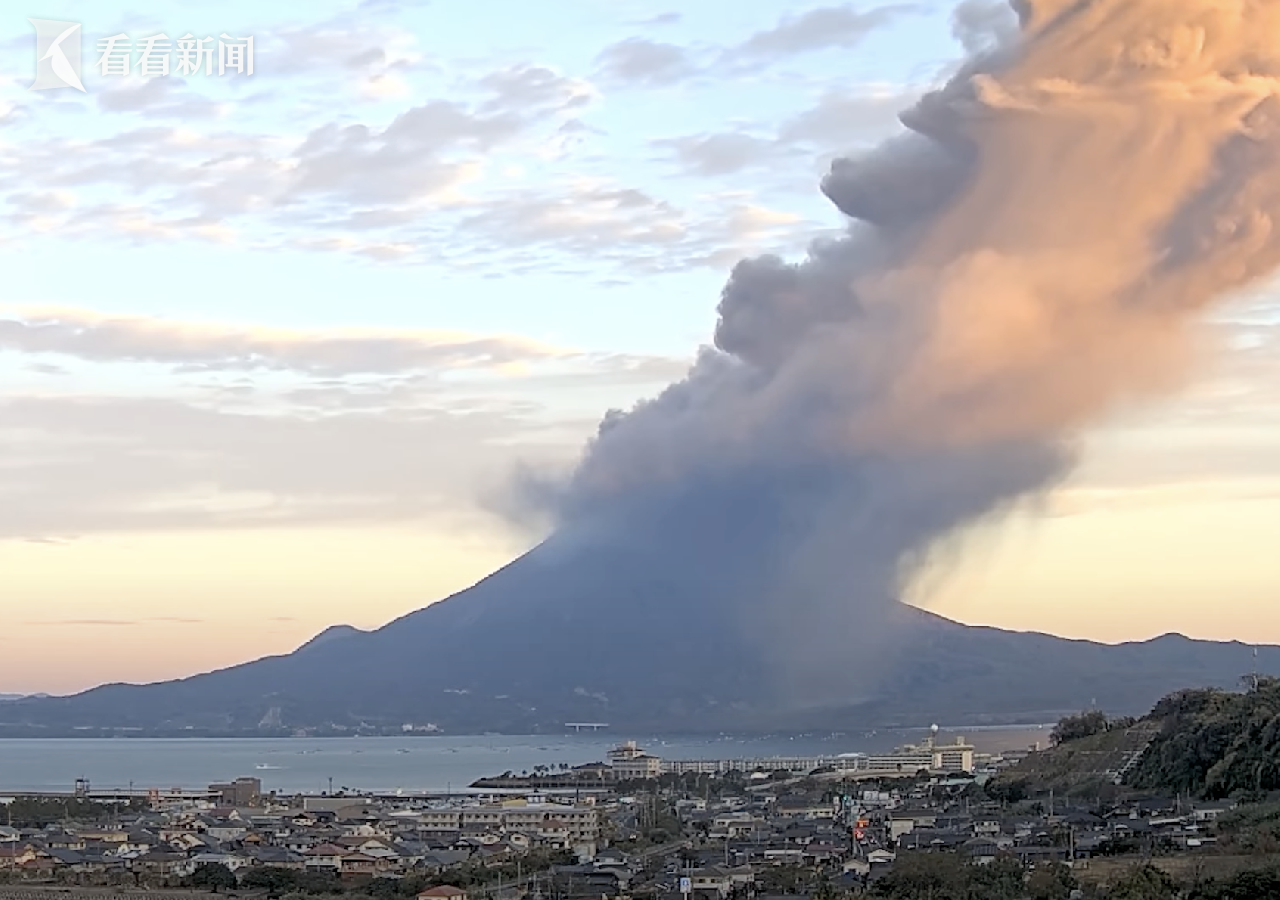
[990,720,1163,798]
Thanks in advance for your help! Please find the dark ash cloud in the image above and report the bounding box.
[506,0,1280,695]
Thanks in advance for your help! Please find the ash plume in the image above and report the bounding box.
[512,0,1280,699]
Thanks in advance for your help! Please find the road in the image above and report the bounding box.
[636,839,692,860]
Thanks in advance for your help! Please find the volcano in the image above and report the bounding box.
[4,538,1274,735]
[12,0,1280,738]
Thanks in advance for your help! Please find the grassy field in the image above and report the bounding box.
[1072,853,1273,887]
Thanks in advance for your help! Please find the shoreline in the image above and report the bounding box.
[0,722,1053,740]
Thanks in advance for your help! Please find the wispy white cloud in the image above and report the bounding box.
[655,84,917,177]
[0,305,691,541]
[594,3,920,87]
[0,305,692,381]
[727,3,921,63]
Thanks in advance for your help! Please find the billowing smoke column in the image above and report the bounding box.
[518,0,1280,695]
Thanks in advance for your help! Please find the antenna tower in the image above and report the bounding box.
[1242,647,1260,692]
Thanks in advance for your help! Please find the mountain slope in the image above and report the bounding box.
[2,538,1273,734]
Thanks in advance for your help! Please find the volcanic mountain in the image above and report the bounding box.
[12,0,1280,737]
[4,537,1274,735]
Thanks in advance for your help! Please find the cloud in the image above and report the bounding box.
[284,102,522,206]
[726,3,920,63]
[477,65,596,113]
[0,393,557,539]
[503,0,1280,698]
[0,107,508,239]
[777,85,916,144]
[0,59,677,269]
[656,133,781,178]
[596,5,913,87]
[452,180,811,274]
[633,12,682,27]
[21,617,206,627]
[594,38,699,86]
[0,305,691,379]
[262,21,427,78]
[1048,478,1280,517]
[655,85,918,177]
[0,306,690,541]
[95,77,227,119]
[950,0,1020,56]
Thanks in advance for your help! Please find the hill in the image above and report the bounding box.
[988,679,1280,800]
[987,718,1163,799]
[1128,677,1280,799]
[0,538,1276,735]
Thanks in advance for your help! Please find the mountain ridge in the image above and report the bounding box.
[2,539,1273,735]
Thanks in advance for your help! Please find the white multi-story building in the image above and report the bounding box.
[495,796,599,841]
[413,797,599,841]
[933,738,975,773]
[608,741,663,780]
[613,754,663,780]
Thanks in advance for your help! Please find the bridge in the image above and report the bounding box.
[563,723,609,732]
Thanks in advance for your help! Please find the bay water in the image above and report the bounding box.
[0,727,1049,795]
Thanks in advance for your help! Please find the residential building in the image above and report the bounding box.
[418,886,468,900]
[208,778,262,808]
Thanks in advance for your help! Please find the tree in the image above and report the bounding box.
[870,851,967,900]
[1129,680,1280,797]
[984,778,1028,805]
[1026,862,1078,900]
[241,867,301,896]
[190,863,237,893]
[1187,865,1280,899]
[1051,710,1112,745]
[1107,863,1179,900]
[965,854,1024,900]
[813,875,837,900]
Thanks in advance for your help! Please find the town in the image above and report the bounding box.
[2,714,1277,900]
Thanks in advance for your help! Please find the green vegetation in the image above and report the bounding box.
[1127,678,1280,799]
[1051,710,1136,745]
[1102,863,1181,899]
[989,679,1280,801]
[182,852,575,899]
[986,719,1159,800]
[239,867,343,896]
[1213,802,1280,854]
[0,795,143,826]
[868,852,1076,900]
[190,863,238,892]
[1186,865,1280,899]
[865,857,1280,900]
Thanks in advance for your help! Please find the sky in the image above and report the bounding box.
[0,0,1277,695]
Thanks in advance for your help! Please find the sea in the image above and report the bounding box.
[0,726,1051,795]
